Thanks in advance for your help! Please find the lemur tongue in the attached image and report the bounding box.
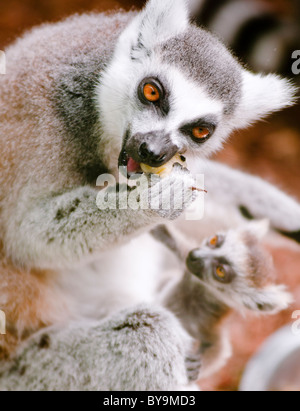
[127,157,140,173]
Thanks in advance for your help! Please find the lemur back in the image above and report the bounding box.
[0,12,135,359]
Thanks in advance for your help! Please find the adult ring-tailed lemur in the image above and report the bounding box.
[0,0,299,391]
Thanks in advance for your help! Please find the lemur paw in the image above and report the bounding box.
[97,165,198,222]
[185,352,202,382]
[144,164,199,221]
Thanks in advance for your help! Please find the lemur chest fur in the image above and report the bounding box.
[57,233,178,320]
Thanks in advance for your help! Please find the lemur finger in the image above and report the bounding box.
[185,353,202,382]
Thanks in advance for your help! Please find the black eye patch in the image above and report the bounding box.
[212,258,236,284]
[179,117,217,144]
[137,77,170,116]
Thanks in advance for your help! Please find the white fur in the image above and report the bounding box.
[233,71,297,129]
[136,0,190,52]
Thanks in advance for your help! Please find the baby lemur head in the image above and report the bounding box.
[98,0,296,175]
[186,220,292,314]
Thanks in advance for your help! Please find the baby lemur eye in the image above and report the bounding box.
[213,264,234,284]
[138,78,164,105]
[208,234,225,249]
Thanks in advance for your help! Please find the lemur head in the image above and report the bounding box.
[98,0,296,175]
[186,220,293,314]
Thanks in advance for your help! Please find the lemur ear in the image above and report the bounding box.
[246,220,270,241]
[131,0,190,59]
[233,70,297,128]
[246,285,293,315]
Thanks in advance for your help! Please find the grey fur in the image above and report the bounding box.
[165,271,229,380]
[7,168,197,269]
[54,61,108,183]
[159,26,242,115]
[0,305,192,391]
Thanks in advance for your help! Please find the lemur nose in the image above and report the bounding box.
[186,250,205,278]
[138,142,167,166]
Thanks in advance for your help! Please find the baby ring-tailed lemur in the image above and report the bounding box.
[157,221,292,382]
[0,0,300,390]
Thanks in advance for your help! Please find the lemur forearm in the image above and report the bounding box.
[163,272,229,343]
[163,272,231,378]
[198,160,300,234]
[151,225,198,260]
[4,186,159,269]
[4,165,196,269]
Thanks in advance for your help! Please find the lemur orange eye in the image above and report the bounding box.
[143,83,160,102]
[213,263,235,284]
[209,236,218,247]
[192,127,210,139]
[208,234,225,249]
[215,266,226,279]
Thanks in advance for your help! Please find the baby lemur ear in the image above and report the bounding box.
[246,285,293,315]
[233,70,297,128]
[245,220,270,241]
[131,0,190,58]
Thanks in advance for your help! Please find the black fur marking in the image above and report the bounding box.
[215,256,231,266]
[112,321,154,332]
[185,353,202,382]
[130,32,152,60]
[55,209,65,221]
[256,302,274,312]
[39,334,51,349]
[74,198,81,207]
[112,311,159,333]
[55,199,82,222]
[278,229,300,244]
[239,205,255,220]
[53,54,112,184]
[19,366,27,376]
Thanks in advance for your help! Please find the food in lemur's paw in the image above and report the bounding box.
[140,154,187,177]
[141,155,207,193]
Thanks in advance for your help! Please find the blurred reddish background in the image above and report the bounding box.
[0,0,299,391]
